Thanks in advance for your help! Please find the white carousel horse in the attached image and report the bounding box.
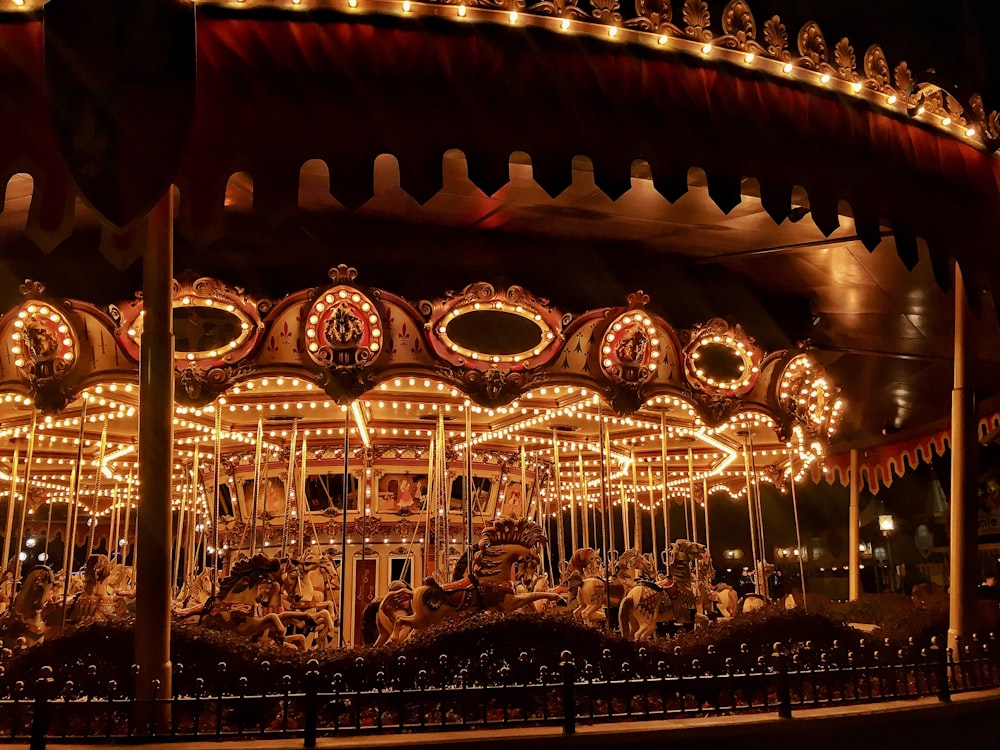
[713,583,740,619]
[198,554,288,646]
[107,563,135,596]
[299,552,341,627]
[619,539,709,640]
[569,548,653,625]
[52,554,127,628]
[388,517,562,642]
[272,557,337,649]
[0,566,55,650]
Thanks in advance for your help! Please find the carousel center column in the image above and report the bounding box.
[135,193,175,710]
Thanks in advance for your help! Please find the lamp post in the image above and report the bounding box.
[879,514,895,592]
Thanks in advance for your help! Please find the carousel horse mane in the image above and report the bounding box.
[217,554,281,597]
[474,518,548,579]
[84,554,112,585]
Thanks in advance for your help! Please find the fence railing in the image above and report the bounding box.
[2,634,999,748]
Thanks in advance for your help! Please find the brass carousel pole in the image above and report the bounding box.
[702,476,711,554]
[298,432,307,552]
[552,431,566,567]
[619,467,630,551]
[2,441,19,572]
[465,406,473,576]
[62,400,88,607]
[742,438,762,597]
[172,461,187,594]
[212,405,222,597]
[121,464,134,568]
[281,421,298,558]
[338,408,349,649]
[578,453,589,551]
[660,412,670,549]
[686,447,697,545]
[249,417,263,557]
[788,455,808,611]
[647,465,658,569]
[631,448,641,553]
[12,411,37,586]
[87,421,109,558]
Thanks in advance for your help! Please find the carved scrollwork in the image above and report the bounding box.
[176,363,255,407]
[627,0,678,33]
[762,16,789,60]
[591,0,622,25]
[863,44,891,91]
[530,0,588,19]
[717,0,760,52]
[796,21,829,71]
[681,0,712,41]
[834,38,857,79]
[10,298,80,414]
[680,384,738,427]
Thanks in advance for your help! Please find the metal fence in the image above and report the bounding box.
[2,633,999,748]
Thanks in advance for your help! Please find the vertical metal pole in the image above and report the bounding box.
[849,448,861,601]
[660,411,670,551]
[686,447,697,545]
[948,262,979,654]
[249,418,263,557]
[212,405,221,597]
[552,431,565,566]
[135,192,175,708]
[339,408,349,649]
[2,442,19,571]
[86,421,108,558]
[788,456,808,611]
[578,453,589,550]
[647,466,657,568]
[62,397,89,612]
[630,449,641,552]
[743,441,761,596]
[12,411,36,585]
[465,406,473,575]
[702,476,711,553]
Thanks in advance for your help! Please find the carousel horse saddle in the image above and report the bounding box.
[639,577,680,599]
[421,576,479,611]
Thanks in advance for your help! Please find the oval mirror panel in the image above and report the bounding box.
[445,310,543,356]
[173,306,246,354]
[696,342,745,382]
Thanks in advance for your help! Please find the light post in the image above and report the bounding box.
[879,514,895,592]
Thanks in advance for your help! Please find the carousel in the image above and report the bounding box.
[0,268,840,646]
[0,0,997,707]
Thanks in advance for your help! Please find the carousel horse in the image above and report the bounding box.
[619,539,708,640]
[107,563,135,596]
[388,517,562,642]
[363,580,413,647]
[56,554,127,627]
[713,583,740,619]
[0,570,15,615]
[172,569,216,619]
[198,554,288,646]
[571,548,653,625]
[299,552,341,626]
[0,566,55,650]
[273,557,337,648]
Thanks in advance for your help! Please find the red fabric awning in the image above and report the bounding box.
[2,11,1000,295]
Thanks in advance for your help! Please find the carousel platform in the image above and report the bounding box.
[11,687,1000,750]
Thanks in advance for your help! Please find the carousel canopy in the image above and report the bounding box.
[0,0,997,462]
